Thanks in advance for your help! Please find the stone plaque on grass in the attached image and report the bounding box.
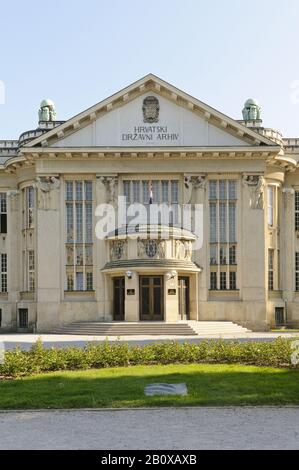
[145,383,188,396]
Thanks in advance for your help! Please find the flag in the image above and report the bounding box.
[149,181,153,204]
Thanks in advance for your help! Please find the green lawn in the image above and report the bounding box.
[271,329,299,333]
[0,364,299,409]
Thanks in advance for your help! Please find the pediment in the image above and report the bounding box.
[26,74,276,149]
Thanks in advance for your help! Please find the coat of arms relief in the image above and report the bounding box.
[142,96,160,123]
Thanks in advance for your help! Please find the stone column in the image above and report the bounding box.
[281,188,295,304]
[35,177,62,331]
[184,175,207,304]
[164,271,179,322]
[241,175,267,329]
[125,271,139,322]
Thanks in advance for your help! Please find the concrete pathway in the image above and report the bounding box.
[0,407,298,450]
[1,332,299,350]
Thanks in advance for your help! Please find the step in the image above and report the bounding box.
[52,322,198,336]
[52,321,252,337]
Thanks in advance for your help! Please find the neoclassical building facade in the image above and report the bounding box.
[0,74,299,332]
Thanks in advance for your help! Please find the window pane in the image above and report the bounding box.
[67,273,74,291]
[66,245,74,265]
[66,182,73,201]
[66,180,93,292]
[85,203,93,243]
[228,181,237,200]
[219,203,227,243]
[209,181,217,200]
[209,204,217,243]
[66,204,74,242]
[229,203,236,242]
[142,181,149,204]
[76,246,84,266]
[123,181,131,203]
[85,245,93,265]
[152,181,160,203]
[220,245,227,264]
[76,203,83,242]
[0,194,7,213]
[86,272,93,291]
[162,181,169,203]
[85,181,93,201]
[76,272,83,290]
[219,180,226,200]
[76,182,83,201]
[229,245,236,265]
[268,249,274,270]
[132,181,140,203]
[296,253,299,291]
[0,214,7,234]
[1,253,7,293]
[28,251,34,270]
[220,272,227,290]
[171,181,178,204]
[210,272,217,290]
[1,253,7,272]
[210,245,217,265]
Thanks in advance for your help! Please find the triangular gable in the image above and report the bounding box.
[25,74,277,149]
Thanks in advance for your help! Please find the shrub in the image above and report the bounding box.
[0,337,297,378]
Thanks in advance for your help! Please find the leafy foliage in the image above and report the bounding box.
[0,337,296,378]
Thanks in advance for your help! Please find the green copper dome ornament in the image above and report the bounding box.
[39,99,57,122]
[242,98,261,121]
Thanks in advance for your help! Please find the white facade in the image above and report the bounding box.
[0,74,299,332]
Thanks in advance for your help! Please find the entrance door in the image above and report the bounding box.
[178,277,190,320]
[113,277,125,321]
[140,276,164,321]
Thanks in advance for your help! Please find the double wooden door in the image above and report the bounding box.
[139,276,164,321]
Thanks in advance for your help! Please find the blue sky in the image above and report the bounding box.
[1,0,299,138]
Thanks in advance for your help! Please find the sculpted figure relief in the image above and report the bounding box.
[110,240,127,261]
[243,175,265,210]
[36,176,60,210]
[137,239,166,259]
[99,177,118,204]
[184,175,206,204]
[175,240,192,260]
[7,190,20,211]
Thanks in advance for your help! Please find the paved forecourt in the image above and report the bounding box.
[1,332,299,350]
[0,407,298,450]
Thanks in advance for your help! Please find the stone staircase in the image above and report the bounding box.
[185,321,251,336]
[51,321,251,336]
[52,322,197,336]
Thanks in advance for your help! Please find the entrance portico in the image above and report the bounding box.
[102,225,201,322]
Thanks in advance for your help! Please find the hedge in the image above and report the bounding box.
[0,337,298,378]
